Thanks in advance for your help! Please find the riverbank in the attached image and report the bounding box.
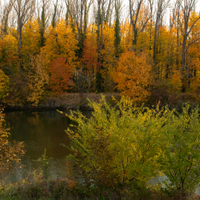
[2,92,200,112]
[3,93,121,111]
[1,178,198,199]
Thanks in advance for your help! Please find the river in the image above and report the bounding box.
[3,110,88,184]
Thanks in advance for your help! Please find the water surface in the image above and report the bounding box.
[3,110,79,183]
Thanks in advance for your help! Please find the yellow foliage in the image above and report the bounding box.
[100,23,116,92]
[152,26,177,81]
[0,35,18,70]
[43,18,78,72]
[3,35,18,55]
[170,70,182,92]
[22,18,41,56]
[0,69,9,99]
[120,19,134,51]
[27,51,49,105]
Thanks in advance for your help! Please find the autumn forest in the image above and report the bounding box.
[1,0,200,106]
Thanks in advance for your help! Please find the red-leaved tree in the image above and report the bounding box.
[49,57,74,94]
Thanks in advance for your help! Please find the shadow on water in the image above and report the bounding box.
[2,110,91,184]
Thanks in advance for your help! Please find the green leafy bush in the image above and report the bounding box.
[158,104,200,192]
[65,96,166,187]
[65,95,200,194]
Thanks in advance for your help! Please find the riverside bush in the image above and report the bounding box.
[65,95,200,194]
[158,104,200,192]
[65,96,164,187]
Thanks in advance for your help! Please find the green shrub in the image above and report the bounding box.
[65,95,166,187]
[65,95,200,195]
[158,104,200,192]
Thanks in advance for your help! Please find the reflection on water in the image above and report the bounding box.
[3,110,84,183]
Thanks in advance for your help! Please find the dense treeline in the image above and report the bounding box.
[1,0,200,106]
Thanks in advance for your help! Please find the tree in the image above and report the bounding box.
[153,0,170,64]
[120,19,134,52]
[95,0,113,92]
[177,0,200,92]
[129,0,152,47]
[129,0,143,46]
[81,24,99,92]
[51,0,63,28]
[0,34,18,74]
[100,22,116,92]
[72,0,92,45]
[12,0,35,70]
[152,26,177,81]
[37,0,51,47]
[0,0,13,36]
[43,18,78,70]
[178,0,200,73]
[114,0,122,57]
[0,69,9,100]
[21,18,41,58]
[186,12,200,100]
[49,57,74,95]
[114,51,151,103]
[27,52,49,105]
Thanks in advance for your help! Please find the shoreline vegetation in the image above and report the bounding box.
[1,95,200,199]
[1,179,199,199]
[1,93,121,111]
[1,92,200,112]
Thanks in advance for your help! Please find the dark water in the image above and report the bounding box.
[3,110,84,183]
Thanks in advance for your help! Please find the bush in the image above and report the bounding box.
[158,104,200,192]
[65,95,200,195]
[65,96,166,187]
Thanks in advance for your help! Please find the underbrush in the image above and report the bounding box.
[1,178,199,199]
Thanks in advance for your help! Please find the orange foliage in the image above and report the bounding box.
[49,57,74,94]
[114,51,151,103]
[81,25,98,76]
[80,25,99,91]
